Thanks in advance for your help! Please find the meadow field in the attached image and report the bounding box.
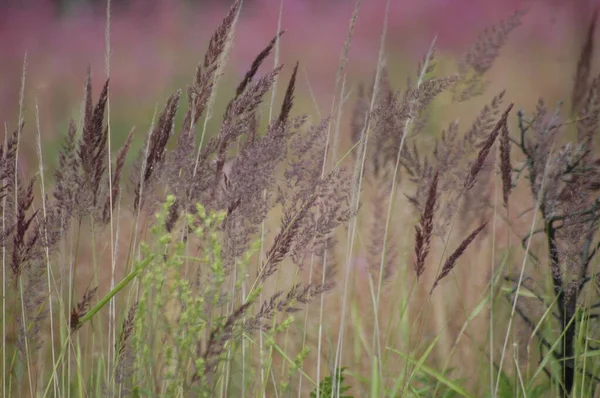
[1,0,600,396]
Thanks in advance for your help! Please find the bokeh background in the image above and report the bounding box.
[1,0,599,394]
[1,0,597,168]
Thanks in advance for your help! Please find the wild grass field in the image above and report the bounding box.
[1,0,600,397]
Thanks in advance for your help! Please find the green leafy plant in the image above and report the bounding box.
[311,367,353,398]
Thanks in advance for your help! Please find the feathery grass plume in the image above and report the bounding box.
[164,196,180,233]
[509,97,600,395]
[278,61,299,126]
[169,36,288,219]
[433,121,461,179]
[192,63,300,271]
[102,127,134,223]
[576,74,600,147]
[245,281,334,334]
[212,66,283,189]
[464,103,514,190]
[256,118,353,282]
[453,10,525,101]
[370,69,404,174]
[181,0,242,137]
[166,0,241,206]
[170,0,243,208]
[555,182,597,298]
[200,300,253,383]
[132,91,180,211]
[246,282,333,333]
[414,170,439,280]
[499,112,512,207]
[11,177,39,286]
[290,168,352,268]
[1,125,21,227]
[403,99,512,239]
[398,75,459,140]
[70,285,98,332]
[0,130,17,249]
[282,118,352,267]
[430,221,487,293]
[246,291,282,332]
[79,74,109,211]
[16,267,46,360]
[464,90,506,152]
[259,192,315,282]
[53,120,79,223]
[366,169,398,283]
[376,74,459,174]
[115,301,137,394]
[572,7,597,115]
[404,122,459,210]
[203,0,241,77]
[525,99,562,200]
[219,116,304,269]
[236,30,285,98]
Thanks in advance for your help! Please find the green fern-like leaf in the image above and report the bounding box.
[310,367,353,398]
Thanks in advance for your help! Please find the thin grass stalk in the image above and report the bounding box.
[1,131,6,398]
[106,196,124,391]
[260,300,284,397]
[381,225,415,395]
[398,189,472,395]
[268,0,284,122]
[302,68,323,119]
[88,217,104,394]
[280,273,297,384]
[333,1,391,395]
[270,368,279,397]
[126,109,158,392]
[299,60,341,394]
[315,251,329,398]
[67,220,83,398]
[34,100,60,397]
[129,104,157,303]
[256,3,284,395]
[400,102,514,393]
[222,260,238,398]
[397,181,465,394]
[493,141,556,396]
[430,139,504,396]
[68,60,95,398]
[301,3,361,393]
[266,1,362,396]
[19,274,34,395]
[298,254,315,398]
[513,343,527,396]
[103,0,118,387]
[14,52,36,397]
[57,210,67,397]
[258,190,267,397]
[241,279,247,396]
[430,251,509,396]
[328,0,361,168]
[191,0,243,180]
[524,290,559,386]
[262,258,290,397]
[372,35,438,385]
[489,140,501,395]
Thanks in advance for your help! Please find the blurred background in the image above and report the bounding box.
[1,0,597,167]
